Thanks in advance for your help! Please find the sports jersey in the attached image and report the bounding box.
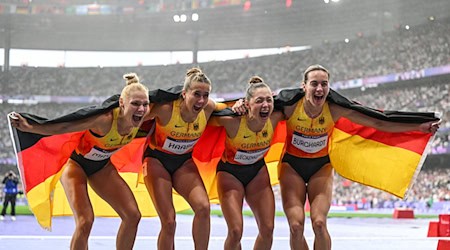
[149,98,207,155]
[222,116,274,165]
[285,97,334,158]
[75,107,139,161]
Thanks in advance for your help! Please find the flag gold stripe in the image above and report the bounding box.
[330,128,422,198]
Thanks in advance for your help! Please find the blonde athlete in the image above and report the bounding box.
[142,68,216,250]
[10,73,149,250]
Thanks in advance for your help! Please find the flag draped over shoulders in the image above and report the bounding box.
[275,88,439,198]
[8,87,182,229]
[9,85,438,229]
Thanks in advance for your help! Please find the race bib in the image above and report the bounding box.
[162,137,199,155]
[291,133,328,153]
[84,146,118,161]
[234,148,269,165]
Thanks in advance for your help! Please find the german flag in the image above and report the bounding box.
[8,86,181,230]
[274,88,438,198]
[8,86,438,229]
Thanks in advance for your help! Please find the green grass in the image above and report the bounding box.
[6,205,438,219]
[177,208,439,219]
[0,205,33,215]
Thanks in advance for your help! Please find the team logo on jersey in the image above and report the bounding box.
[193,123,199,131]
[262,130,268,137]
[319,116,325,124]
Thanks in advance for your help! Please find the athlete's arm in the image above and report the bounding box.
[203,99,218,119]
[270,110,285,128]
[9,111,111,136]
[331,103,441,134]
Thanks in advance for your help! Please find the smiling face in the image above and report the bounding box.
[120,89,150,127]
[246,86,274,123]
[182,81,211,114]
[302,69,330,108]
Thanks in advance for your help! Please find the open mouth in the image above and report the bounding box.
[193,105,203,112]
[314,95,324,102]
[260,111,270,118]
[132,114,143,123]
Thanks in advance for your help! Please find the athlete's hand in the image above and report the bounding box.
[419,120,441,134]
[231,99,247,115]
[9,112,34,133]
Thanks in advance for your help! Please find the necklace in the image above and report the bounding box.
[304,106,322,119]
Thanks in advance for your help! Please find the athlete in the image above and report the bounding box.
[142,67,216,250]
[10,73,149,250]
[232,65,440,250]
[210,76,283,250]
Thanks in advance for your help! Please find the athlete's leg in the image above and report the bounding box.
[245,166,275,250]
[307,164,333,250]
[88,163,141,250]
[217,170,245,250]
[173,159,210,250]
[60,159,94,250]
[143,157,177,250]
[279,162,309,250]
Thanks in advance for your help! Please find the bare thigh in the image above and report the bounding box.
[60,159,93,219]
[172,159,209,209]
[88,162,139,217]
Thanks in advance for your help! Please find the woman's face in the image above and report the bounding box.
[183,81,211,114]
[121,90,149,127]
[302,70,329,108]
[246,87,273,122]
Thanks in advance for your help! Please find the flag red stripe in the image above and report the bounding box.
[20,133,82,192]
[335,118,431,155]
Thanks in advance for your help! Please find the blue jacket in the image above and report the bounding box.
[3,176,18,194]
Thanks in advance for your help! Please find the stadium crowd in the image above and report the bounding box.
[1,16,449,212]
[1,16,449,96]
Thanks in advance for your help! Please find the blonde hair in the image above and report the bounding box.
[302,64,330,83]
[245,76,271,101]
[120,73,149,100]
[183,67,212,92]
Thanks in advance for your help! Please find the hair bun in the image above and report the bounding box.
[186,67,202,77]
[123,73,140,85]
[248,76,264,85]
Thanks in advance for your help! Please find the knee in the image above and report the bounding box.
[312,219,327,236]
[77,216,94,235]
[161,216,177,235]
[123,209,141,227]
[228,226,243,242]
[289,220,306,236]
[193,201,210,219]
[259,222,274,239]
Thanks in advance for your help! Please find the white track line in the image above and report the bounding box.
[0,236,444,241]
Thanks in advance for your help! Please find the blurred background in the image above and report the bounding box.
[0,0,449,214]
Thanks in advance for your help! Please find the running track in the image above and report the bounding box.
[0,213,442,249]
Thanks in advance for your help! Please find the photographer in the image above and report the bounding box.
[1,171,19,221]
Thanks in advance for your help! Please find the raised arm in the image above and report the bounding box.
[330,104,441,134]
[9,112,111,136]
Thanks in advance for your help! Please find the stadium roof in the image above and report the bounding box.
[0,0,449,52]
